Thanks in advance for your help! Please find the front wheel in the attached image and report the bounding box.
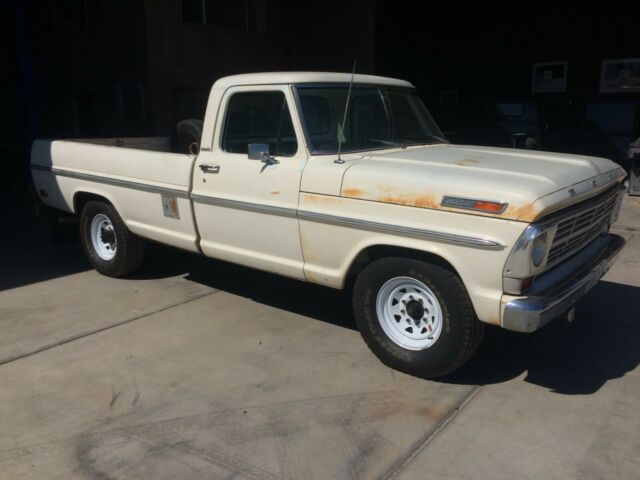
[80,201,145,277]
[353,257,484,378]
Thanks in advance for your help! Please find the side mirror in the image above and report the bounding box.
[248,143,270,160]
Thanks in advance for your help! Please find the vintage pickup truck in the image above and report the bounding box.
[31,72,627,378]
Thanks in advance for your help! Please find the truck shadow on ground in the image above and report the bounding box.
[136,244,640,396]
[0,242,88,292]
[468,280,640,395]
[134,243,356,331]
[0,194,88,292]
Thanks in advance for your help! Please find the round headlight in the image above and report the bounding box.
[531,232,548,267]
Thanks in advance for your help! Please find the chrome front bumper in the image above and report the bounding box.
[501,234,626,333]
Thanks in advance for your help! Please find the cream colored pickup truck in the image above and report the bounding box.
[31,72,627,378]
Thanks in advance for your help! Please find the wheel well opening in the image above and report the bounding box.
[73,192,112,215]
[345,245,460,290]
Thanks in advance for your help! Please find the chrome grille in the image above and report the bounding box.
[547,189,621,266]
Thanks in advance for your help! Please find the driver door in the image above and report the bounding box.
[191,85,307,279]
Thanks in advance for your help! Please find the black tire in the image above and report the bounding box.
[80,201,145,277]
[353,257,484,378]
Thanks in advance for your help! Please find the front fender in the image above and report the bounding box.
[298,194,527,325]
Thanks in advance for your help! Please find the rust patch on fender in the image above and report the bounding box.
[270,191,280,195]
[338,183,545,221]
[341,187,367,198]
[455,158,480,166]
[414,193,439,209]
[379,192,439,210]
[301,193,343,205]
[378,194,411,205]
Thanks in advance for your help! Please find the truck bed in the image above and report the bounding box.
[63,136,174,152]
[31,137,200,253]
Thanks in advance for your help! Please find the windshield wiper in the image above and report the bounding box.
[405,134,449,145]
[366,139,408,149]
[367,135,449,149]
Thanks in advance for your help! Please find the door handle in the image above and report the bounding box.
[260,156,280,165]
[199,164,220,174]
[259,156,280,173]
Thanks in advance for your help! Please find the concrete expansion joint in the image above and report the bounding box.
[380,385,484,480]
[380,333,536,480]
[0,289,220,367]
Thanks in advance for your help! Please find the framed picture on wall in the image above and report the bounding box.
[532,62,568,93]
[600,58,640,93]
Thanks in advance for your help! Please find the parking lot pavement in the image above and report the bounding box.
[394,201,640,480]
[0,262,479,479]
[395,281,640,480]
[0,195,638,479]
[616,195,640,234]
[0,244,216,365]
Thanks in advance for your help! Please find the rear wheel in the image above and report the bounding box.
[80,201,145,277]
[353,257,484,378]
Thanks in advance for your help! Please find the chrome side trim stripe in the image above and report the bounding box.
[297,210,504,250]
[191,195,503,249]
[33,164,503,250]
[31,164,189,198]
[190,194,298,218]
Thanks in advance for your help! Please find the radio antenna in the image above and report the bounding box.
[335,61,357,164]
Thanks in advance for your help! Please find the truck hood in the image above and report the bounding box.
[340,144,626,222]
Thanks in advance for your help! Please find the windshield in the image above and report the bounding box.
[295,85,446,155]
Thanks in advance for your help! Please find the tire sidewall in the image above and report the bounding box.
[355,259,471,376]
[80,202,127,276]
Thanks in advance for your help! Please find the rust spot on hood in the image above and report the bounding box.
[270,191,280,195]
[455,158,480,166]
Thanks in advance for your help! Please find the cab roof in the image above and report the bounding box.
[211,72,414,89]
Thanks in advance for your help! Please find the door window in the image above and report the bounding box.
[222,91,297,156]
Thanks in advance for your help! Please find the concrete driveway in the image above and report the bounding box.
[1,195,639,479]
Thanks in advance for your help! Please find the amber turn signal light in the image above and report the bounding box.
[441,196,507,214]
[472,201,505,212]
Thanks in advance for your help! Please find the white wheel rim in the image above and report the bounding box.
[90,214,117,261]
[376,276,443,350]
